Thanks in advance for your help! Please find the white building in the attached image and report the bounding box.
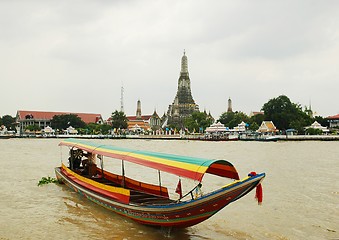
[305,121,329,133]
[205,122,227,133]
[233,121,247,132]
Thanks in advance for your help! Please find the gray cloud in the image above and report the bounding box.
[1,0,339,119]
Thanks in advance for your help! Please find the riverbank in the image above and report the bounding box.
[3,134,339,141]
[275,135,339,141]
[128,134,339,141]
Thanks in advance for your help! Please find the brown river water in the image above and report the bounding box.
[0,138,338,240]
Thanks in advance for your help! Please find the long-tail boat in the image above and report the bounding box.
[55,138,265,228]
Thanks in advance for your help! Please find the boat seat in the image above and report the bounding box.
[129,190,175,205]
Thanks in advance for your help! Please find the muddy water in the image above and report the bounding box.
[0,138,338,239]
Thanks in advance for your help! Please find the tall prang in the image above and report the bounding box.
[136,99,142,119]
[167,51,199,127]
[227,97,233,113]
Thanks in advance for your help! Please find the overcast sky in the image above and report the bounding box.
[1,1,339,120]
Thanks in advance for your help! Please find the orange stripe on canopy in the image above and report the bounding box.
[59,138,240,181]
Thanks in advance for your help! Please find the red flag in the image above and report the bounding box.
[248,171,263,205]
[175,179,182,198]
[255,183,263,205]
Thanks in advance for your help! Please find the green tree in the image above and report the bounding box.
[248,122,259,131]
[51,114,86,130]
[1,115,16,130]
[246,113,265,131]
[261,95,312,132]
[218,111,249,129]
[218,112,234,127]
[305,128,323,135]
[250,113,265,126]
[25,124,41,131]
[110,110,128,129]
[86,123,112,135]
[184,111,213,132]
[99,124,112,135]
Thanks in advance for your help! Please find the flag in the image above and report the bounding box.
[248,171,263,205]
[175,179,182,198]
[255,183,263,205]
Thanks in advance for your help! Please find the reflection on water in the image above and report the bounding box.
[0,138,338,239]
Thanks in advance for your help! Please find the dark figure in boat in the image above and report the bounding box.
[68,149,97,176]
[68,149,82,170]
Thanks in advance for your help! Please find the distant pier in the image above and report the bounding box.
[275,135,339,141]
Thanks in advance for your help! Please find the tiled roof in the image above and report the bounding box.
[16,110,102,124]
[327,114,339,120]
[252,111,264,115]
[258,121,278,132]
[127,115,152,121]
[127,120,150,130]
[265,122,275,129]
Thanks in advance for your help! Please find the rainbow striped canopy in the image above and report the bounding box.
[59,138,240,182]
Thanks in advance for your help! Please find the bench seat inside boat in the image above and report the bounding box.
[89,175,174,205]
[129,190,175,205]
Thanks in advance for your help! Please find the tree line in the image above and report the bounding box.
[1,95,335,135]
[182,95,331,134]
[217,95,329,134]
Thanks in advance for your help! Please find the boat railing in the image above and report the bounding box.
[177,183,202,202]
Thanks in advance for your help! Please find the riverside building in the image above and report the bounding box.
[16,110,103,135]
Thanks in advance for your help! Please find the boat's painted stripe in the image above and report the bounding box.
[57,166,263,214]
[84,188,216,227]
[57,171,211,223]
[56,167,264,227]
[59,139,239,181]
[61,164,130,204]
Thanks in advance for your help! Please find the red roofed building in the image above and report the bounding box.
[249,111,264,117]
[127,115,153,121]
[327,114,339,128]
[127,119,151,132]
[106,100,162,132]
[16,110,103,134]
[126,100,162,132]
[126,112,161,132]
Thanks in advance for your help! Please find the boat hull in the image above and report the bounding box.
[55,167,264,228]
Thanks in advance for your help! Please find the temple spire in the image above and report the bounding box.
[181,50,188,75]
[167,51,199,128]
[136,99,142,119]
[227,97,233,113]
